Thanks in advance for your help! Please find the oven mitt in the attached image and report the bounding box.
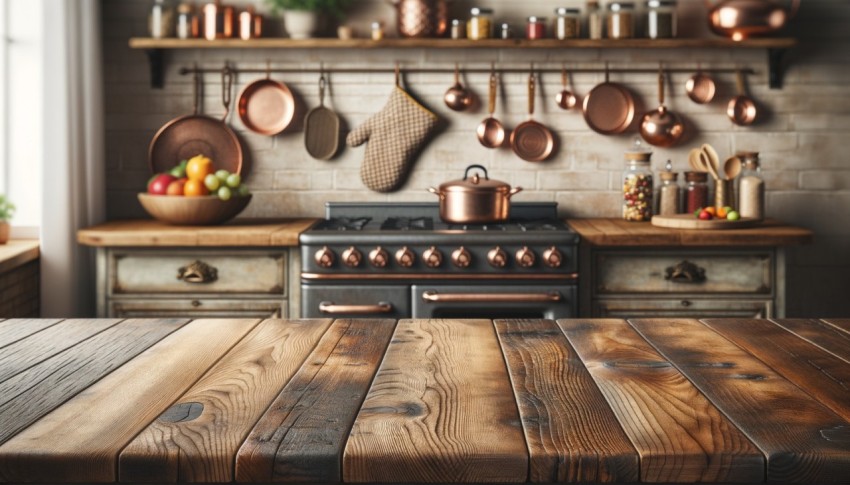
[347,86,439,193]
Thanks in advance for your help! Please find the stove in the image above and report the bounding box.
[299,202,579,319]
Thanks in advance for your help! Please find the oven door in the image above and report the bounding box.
[412,284,576,320]
[302,284,411,319]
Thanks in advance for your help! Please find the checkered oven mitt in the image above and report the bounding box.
[347,86,439,193]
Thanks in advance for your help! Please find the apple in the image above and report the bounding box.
[166,178,188,196]
[148,174,177,195]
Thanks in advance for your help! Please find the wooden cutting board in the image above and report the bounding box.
[651,214,761,230]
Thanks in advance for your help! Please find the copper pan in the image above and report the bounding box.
[639,68,684,147]
[237,67,295,136]
[510,71,555,162]
[727,69,758,126]
[149,68,243,175]
[582,66,635,135]
[685,66,716,104]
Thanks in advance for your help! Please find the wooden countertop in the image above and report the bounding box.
[1,317,849,483]
[76,219,318,247]
[568,218,813,247]
[0,240,39,273]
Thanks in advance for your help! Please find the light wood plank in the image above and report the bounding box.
[702,318,850,423]
[771,318,850,363]
[344,319,528,483]
[557,318,764,483]
[0,318,61,349]
[0,319,122,383]
[821,319,850,335]
[631,318,850,483]
[119,319,332,483]
[0,239,39,274]
[494,319,638,483]
[236,319,395,483]
[0,318,260,482]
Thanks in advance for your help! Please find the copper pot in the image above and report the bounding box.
[427,165,523,224]
[389,0,450,38]
[706,0,799,40]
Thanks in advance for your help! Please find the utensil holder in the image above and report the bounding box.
[714,178,733,209]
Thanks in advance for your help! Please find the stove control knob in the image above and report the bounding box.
[342,246,362,267]
[452,247,472,268]
[369,246,389,268]
[423,246,443,268]
[314,246,336,268]
[487,246,508,268]
[542,246,563,268]
[395,246,416,268]
[515,246,536,268]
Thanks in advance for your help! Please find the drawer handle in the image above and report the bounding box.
[421,291,562,303]
[664,260,705,284]
[177,260,218,284]
[318,302,393,314]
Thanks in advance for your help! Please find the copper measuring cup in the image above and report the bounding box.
[476,66,505,149]
[555,67,577,110]
[727,69,758,126]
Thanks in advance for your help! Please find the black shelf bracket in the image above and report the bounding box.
[768,48,787,89]
[146,49,165,89]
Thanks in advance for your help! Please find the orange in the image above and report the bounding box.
[186,154,214,181]
[704,206,717,216]
[716,206,728,219]
[184,179,209,197]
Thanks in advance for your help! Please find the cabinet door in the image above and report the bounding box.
[593,298,772,319]
[108,299,286,319]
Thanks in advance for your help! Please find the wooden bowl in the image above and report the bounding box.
[138,193,252,226]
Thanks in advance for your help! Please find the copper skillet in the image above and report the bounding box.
[510,71,555,162]
[728,69,758,126]
[582,65,636,135]
[237,67,295,135]
[149,68,243,175]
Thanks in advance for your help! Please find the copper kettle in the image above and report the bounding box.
[706,0,799,40]
[389,0,450,38]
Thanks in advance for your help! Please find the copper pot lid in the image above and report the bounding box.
[438,165,512,193]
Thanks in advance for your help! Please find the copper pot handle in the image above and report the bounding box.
[422,290,562,303]
[427,187,445,200]
[508,187,523,198]
[488,70,497,116]
[221,66,233,121]
[528,71,535,116]
[318,301,393,314]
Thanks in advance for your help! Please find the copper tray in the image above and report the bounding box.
[237,77,295,136]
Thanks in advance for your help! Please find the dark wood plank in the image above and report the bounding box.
[821,319,850,335]
[344,319,528,483]
[236,319,395,483]
[0,318,260,482]
[631,318,850,483]
[0,318,62,348]
[494,319,638,483]
[119,319,332,483]
[702,318,850,423]
[0,318,122,383]
[771,318,850,363]
[557,319,764,483]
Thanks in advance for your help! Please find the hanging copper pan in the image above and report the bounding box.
[510,71,555,162]
[237,68,295,136]
[582,66,636,135]
[149,68,243,175]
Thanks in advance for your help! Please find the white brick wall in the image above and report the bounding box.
[101,0,850,316]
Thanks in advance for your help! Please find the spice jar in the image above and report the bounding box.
[451,19,465,39]
[526,16,546,40]
[150,0,176,38]
[371,21,385,40]
[587,0,603,39]
[737,151,764,220]
[658,162,681,216]
[238,8,262,40]
[645,0,677,39]
[607,2,635,39]
[554,8,581,39]
[176,3,199,39]
[622,148,653,222]
[202,1,235,40]
[499,23,512,39]
[467,7,494,40]
[685,171,709,214]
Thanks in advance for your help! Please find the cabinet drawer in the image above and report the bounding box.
[108,298,286,318]
[593,298,772,319]
[109,249,286,296]
[595,250,773,296]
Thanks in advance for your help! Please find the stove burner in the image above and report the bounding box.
[317,217,371,231]
[444,219,568,232]
[381,217,434,231]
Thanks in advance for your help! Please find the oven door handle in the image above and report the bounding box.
[318,301,394,314]
[421,291,563,303]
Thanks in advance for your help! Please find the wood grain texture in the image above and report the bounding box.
[236,319,395,483]
[822,319,850,334]
[343,319,528,483]
[0,239,39,274]
[119,319,332,483]
[557,318,764,483]
[771,318,850,363]
[630,318,850,483]
[0,318,122,383]
[0,318,61,349]
[0,318,259,482]
[702,318,850,423]
[494,319,638,483]
[650,214,761,230]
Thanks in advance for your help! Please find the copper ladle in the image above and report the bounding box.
[444,63,472,111]
[477,68,505,148]
[556,67,577,110]
[728,69,757,126]
[639,68,684,147]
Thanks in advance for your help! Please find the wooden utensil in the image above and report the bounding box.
[724,156,742,179]
[510,71,555,162]
[701,144,722,180]
[699,150,721,181]
[304,72,341,160]
[476,68,505,149]
[728,69,758,126]
[688,148,705,172]
[651,213,760,230]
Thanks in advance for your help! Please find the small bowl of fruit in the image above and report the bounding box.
[139,155,252,226]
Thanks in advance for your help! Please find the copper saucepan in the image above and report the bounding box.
[510,71,555,162]
[582,66,636,135]
[686,65,716,104]
[149,68,243,175]
[237,67,295,136]
[728,69,758,126]
[427,164,522,224]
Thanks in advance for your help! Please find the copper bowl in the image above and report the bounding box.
[138,193,252,226]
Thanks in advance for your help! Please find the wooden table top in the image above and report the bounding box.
[1,317,849,484]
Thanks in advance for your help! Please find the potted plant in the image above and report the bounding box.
[0,195,15,244]
[265,0,350,39]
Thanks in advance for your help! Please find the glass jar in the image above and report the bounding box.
[371,21,385,40]
[587,0,603,39]
[685,171,709,214]
[526,16,546,40]
[645,0,677,39]
[451,19,465,39]
[554,8,581,39]
[607,2,635,39]
[150,0,176,38]
[499,22,512,39]
[658,170,681,216]
[622,151,653,222]
[467,7,494,40]
[737,151,764,220]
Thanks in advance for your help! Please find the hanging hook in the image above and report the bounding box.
[265,59,271,79]
[394,62,400,87]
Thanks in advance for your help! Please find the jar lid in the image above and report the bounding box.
[528,16,546,22]
[624,151,652,162]
[660,171,678,181]
[645,0,677,7]
[555,7,581,15]
[439,166,512,194]
[470,7,494,15]
[452,19,463,26]
[685,171,708,182]
[736,150,759,160]
[608,2,636,11]
[177,3,194,14]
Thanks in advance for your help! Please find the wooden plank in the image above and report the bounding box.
[0,318,260,482]
[494,319,638,483]
[0,318,61,348]
[0,239,39,274]
[702,318,850,423]
[821,318,850,335]
[771,318,850,363]
[630,318,850,483]
[557,318,764,483]
[0,318,122,383]
[236,319,395,483]
[344,319,527,483]
[651,214,760,230]
[119,319,332,483]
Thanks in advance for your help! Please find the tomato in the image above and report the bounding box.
[184,179,210,197]
[186,154,214,181]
